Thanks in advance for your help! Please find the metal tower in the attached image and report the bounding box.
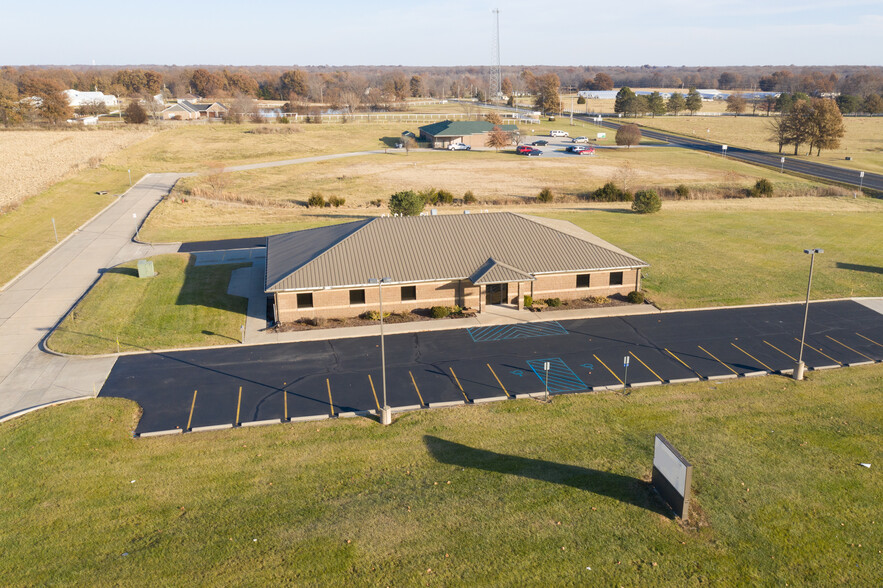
[490,8,502,99]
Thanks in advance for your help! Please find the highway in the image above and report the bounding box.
[574,114,883,193]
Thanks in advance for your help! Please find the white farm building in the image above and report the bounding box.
[63,90,119,108]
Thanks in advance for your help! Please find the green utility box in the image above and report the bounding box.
[137,259,156,278]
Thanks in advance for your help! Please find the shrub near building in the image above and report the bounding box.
[632,189,661,214]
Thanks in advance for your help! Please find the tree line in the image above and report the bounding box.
[768,98,845,156]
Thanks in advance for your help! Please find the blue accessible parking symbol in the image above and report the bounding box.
[526,358,587,394]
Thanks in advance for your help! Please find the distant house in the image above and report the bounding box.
[160,100,228,120]
[265,212,647,323]
[418,120,519,149]
[66,116,99,125]
[63,90,118,108]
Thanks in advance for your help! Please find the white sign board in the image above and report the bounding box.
[543,362,550,371]
[654,436,688,495]
[652,434,693,518]
[860,171,865,178]
[597,132,606,139]
[623,355,630,367]
[722,145,728,151]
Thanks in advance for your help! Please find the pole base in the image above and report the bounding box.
[794,361,805,381]
[381,406,392,426]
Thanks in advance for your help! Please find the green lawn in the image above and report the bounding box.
[0,166,133,287]
[541,204,883,308]
[1,366,880,585]
[46,254,248,354]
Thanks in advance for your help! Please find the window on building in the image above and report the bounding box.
[576,274,591,288]
[350,289,366,305]
[609,271,624,286]
[296,293,313,308]
[401,285,417,301]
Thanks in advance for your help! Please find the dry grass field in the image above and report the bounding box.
[640,115,883,174]
[168,147,829,208]
[0,128,153,209]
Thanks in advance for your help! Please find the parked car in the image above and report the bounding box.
[572,136,590,143]
[566,145,594,154]
[531,140,548,146]
[448,142,471,150]
[577,147,595,155]
[516,145,534,155]
[525,148,542,157]
[549,130,569,137]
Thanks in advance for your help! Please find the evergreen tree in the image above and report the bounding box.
[685,88,703,115]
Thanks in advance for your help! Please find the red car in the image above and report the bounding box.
[516,145,534,155]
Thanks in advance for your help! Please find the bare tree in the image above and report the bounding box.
[485,126,513,151]
[615,124,642,148]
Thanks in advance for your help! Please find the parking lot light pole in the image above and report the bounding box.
[795,249,823,381]
[369,277,393,424]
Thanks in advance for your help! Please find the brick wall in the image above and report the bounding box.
[276,279,481,322]
[530,270,640,302]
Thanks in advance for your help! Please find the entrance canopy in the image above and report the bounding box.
[470,258,534,285]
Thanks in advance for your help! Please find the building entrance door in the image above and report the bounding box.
[485,283,508,305]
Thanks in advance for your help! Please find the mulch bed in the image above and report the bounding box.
[272,307,477,332]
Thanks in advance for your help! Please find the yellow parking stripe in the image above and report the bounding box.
[629,351,664,382]
[368,374,380,411]
[792,338,842,365]
[186,390,197,431]
[486,364,511,397]
[764,340,796,362]
[665,348,702,379]
[856,332,883,348]
[730,343,773,372]
[235,386,242,424]
[283,382,288,420]
[327,379,334,415]
[826,336,874,361]
[593,354,623,385]
[409,371,425,406]
[449,368,469,402]
[698,345,739,375]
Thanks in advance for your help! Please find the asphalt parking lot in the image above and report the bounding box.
[100,300,883,436]
[519,129,607,158]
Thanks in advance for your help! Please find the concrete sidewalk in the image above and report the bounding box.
[0,173,183,420]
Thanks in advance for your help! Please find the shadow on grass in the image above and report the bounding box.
[424,435,670,516]
[101,267,139,277]
[380,136,401,148]
[836,262,883,275]
[175,258,250,312]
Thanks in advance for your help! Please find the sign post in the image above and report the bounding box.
[859,170,865,191]
[780,156,785,173]
[652,434,693,518]
[543,361,550,402]
[721,145,728,159]
[623,355,630,388]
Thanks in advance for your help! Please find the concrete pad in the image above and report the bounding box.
[429,400,465,408]
[708,374,739,380]
[192,423,234,433]
[242,418,282,427]
[139,429,182,438]
[472,396,507,404]
[629,381,662,388]
[667,377,700,384]
[811,364,840,371]
[744,371,768,377]
[778,368,795,375]
[227,267,254,298]
[288,414,329,423]
[847,361,874,367]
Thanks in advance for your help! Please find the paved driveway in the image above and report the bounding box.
[101,300,883,436]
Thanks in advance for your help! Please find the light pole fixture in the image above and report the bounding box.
[369,277,393,424]
[795,248,823,381]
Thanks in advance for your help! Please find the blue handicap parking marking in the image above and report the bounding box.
[467,321,568,343]
[580,363,594,372]
[526,358,587,393]
[510,370,524,377]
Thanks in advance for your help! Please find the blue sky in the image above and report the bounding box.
[3,0,881,66]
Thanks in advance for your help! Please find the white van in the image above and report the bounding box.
[549,130,569,137]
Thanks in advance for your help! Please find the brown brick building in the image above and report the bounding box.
[418,120,519,149]
[265,212,647,323]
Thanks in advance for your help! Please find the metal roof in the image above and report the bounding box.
[266,212,647,293]
[419,120,518,137]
